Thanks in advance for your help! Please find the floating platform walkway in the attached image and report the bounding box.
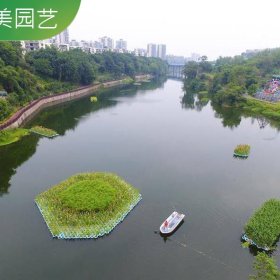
[241,233,270,252]
[233,153,249,158]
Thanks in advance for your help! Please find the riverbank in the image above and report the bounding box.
[0,75,152,131]
[242,96,280,120]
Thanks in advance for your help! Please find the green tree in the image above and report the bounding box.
[0,98,11,121]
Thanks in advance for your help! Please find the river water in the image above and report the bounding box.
[0,79,279,280]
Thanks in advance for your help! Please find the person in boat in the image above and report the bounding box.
[164,220,168,228]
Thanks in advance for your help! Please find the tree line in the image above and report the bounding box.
[183,49,280,105]
[0,41,167,121]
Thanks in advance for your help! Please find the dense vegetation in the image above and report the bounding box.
[58,179,117,212]
[183,49,280,114]
[0,128,30,146]
[250,253,280,280]
[35,172,141,239]
[0,41,167,122]
[244,199,280,248]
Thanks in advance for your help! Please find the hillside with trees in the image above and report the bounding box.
[183,49,280,105]
[0,42,167,122]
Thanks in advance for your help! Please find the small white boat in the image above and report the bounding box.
[160,211,185,235]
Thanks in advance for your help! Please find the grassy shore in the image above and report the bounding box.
[243,97,280,120]
[35,172,141,239]
[244,199,280,249]
[0,128,30,147]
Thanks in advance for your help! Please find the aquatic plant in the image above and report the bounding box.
[244,199,280,249]
[234,144,251,157]
[0,128,30,147]
[250,252,280,280]
[35,172,141,239]
[90,96,98,103]
[30,126,58,138]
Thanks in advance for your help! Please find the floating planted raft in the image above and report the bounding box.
[30,126,59,138]
[243,199,280,251]
[234,144,250,158]
[90,96,98,103]
[35,172,142,239]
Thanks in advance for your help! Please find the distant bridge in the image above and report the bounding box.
[168,64,185,79]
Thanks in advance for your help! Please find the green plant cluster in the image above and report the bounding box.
[250,252,280,280]
[30,126,58,138]
[58,179,117,212]
[90,96,98,103]
[0,42,167,122]
[245,199,280,248]
[35,172,141,238]
[0,128,30,146]
[234,144,250,156]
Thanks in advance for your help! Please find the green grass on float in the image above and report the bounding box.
[245,199,280,248]
[35,172,141,237]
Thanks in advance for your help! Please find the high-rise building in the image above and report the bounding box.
[157,44,166,60]
[100,36,114,49]
[134,48,147,57]
[91,41,102,49]
[116,39,127,50]
[69,39,80,48]
[55,28,70,45]
[147,44,157,58]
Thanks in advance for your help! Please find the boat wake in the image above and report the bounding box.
[154,231,243,275]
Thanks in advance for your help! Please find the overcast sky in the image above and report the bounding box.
[70,0,280,59]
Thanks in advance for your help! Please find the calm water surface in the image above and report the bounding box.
[1,79,280,280]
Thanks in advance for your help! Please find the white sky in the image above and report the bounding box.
[70,0,280,59]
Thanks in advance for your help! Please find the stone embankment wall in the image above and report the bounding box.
[0,75,151,130]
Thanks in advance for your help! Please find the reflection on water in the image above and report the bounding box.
[181,90,280,131]
[1,78,280,280]
[0,134,38,196]
[0,79,166,196]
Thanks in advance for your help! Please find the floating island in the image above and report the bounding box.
[90,96,98,103]
[234,144,251,158]
[242,199,280,251]
[30,126,58,138]
[35,172,142,239]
